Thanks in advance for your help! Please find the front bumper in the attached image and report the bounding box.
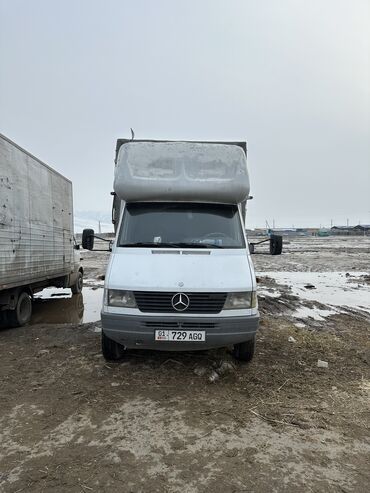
[101,312,259,351]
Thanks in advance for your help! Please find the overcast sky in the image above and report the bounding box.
[0,0,369,229]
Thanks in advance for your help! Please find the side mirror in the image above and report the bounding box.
[269,234,283,256]
[82,229,95,250]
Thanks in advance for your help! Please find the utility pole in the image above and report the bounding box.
[330,219,333,228]
[346,218,349,227]
[98,220,101,234]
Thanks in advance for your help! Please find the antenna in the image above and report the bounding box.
[130,128,135,140]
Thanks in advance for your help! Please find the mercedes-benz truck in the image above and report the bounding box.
[83,140,258,362]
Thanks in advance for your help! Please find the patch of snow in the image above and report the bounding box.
[294,306,338,321]
[257,271,370,314]
[258,288,281,298]
[84,278,105,287]
[34,288,72,300]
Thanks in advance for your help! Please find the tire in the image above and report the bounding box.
[249,243,255,254]
[270,235,283,255]
[71,271,83,294]
[82,229,94,250]
[233,336,256,363]
[102,331,126,361]
[8,291,32,327]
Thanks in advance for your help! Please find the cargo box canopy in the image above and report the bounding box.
[114,141,250,204]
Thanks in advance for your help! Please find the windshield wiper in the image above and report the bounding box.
[173,242,224,249]
[119,242,224,249]
[197,243,224,248]
[120,242,189,248]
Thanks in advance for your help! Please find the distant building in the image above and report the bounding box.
[249,228,310,237]
[331,226,353,235]
[331,225,369,236]
[353,225,370,235]
[269,228,299,237]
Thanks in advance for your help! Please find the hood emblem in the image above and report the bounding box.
[171,293,190,311]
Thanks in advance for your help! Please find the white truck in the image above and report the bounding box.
[0,133,83,327]
[83,139,260,362]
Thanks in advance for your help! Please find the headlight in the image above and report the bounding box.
[224,291,257,309]
[106,289,137,308]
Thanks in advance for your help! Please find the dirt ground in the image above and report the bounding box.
[1,236,369,492]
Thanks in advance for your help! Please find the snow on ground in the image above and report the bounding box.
[293,306,338,321]
[34,287,72,299]
[257,288,281,298]
[257,271,370,319]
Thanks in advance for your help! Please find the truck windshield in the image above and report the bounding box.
[118,203,245,249]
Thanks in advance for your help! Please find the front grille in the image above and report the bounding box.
[134,291,227,314]
[142,321,218,330]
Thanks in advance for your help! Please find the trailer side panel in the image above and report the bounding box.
[0,134,73,291]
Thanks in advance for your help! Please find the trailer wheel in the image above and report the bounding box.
[270,235,283,255]
[71,271,83,294]
[102,331,126,361]
[8,291,32,327]
[82,229,94,250]
[233,336,255,363]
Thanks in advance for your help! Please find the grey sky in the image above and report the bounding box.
[1,0,369,228]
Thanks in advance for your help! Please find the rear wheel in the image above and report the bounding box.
[71,271,83,294]
[233,336,256,363]
[8,291,32,327]
[102,331,126,361]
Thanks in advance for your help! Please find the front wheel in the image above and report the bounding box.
[233,336,256,363]
[102,331,126,361]
[8,291,32,327]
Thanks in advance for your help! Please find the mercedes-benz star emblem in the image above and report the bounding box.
[171,293,190,311]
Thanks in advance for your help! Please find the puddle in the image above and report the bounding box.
[31,287,103,325]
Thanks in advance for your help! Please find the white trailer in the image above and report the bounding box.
[0,133,83,326]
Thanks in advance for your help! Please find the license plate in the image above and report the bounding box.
[155,330,206,342]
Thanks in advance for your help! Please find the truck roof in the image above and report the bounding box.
[0,132,71,184]
[115,139,247,164]
[113,140,250,204]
